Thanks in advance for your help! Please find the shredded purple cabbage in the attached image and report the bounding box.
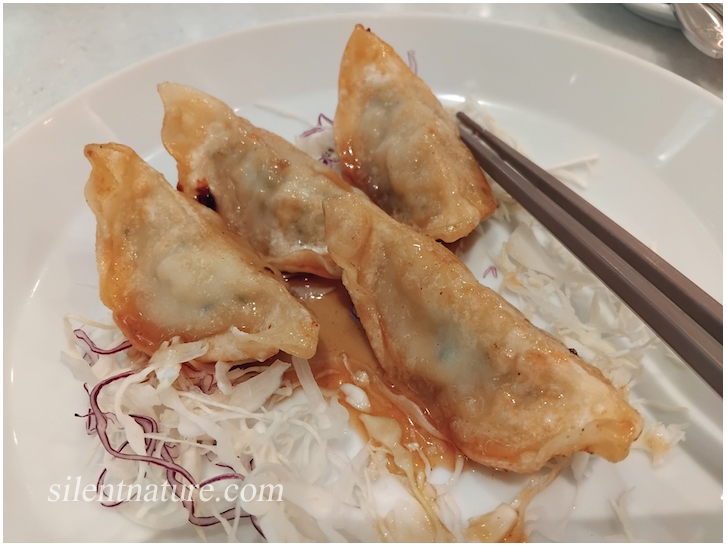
[483,265,499,279]
[320,148,339,167]
[407,50,418,75]
[74,329,131,364]
[180,362,217,394]
[299,113,334,138]
[97,467,125,508]
[80,370,264,535]
[251,515,265,538]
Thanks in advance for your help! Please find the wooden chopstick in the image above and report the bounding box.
[457,112,723,396]
[458,112,723,344]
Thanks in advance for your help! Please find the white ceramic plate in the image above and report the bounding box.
[4,14,722,542]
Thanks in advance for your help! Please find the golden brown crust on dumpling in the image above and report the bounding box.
[84,143,319,362]
[159,82,351,279]
[323,192,642,473]
[334,25,497,243]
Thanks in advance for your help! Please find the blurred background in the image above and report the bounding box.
[4,3,722,142]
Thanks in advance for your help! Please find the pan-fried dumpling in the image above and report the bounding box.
[334,25,497,243]
[323,193,642,474]
[159,82,351,279]
[84,143,319,363]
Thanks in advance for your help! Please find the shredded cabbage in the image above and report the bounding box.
[610,489,639,542]
[62,317,469,541]
[62,98,689,542]
[267,98,690,541]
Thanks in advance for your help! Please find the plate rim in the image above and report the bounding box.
[3,11,722,152]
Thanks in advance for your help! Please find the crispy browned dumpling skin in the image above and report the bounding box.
[84,143,319,363]
[323,193,642,473]
[159,82,351,279]
[334,25,497,243]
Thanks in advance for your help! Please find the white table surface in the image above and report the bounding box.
[3,3,723,143]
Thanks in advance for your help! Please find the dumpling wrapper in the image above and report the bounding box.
[323,193,642,474]
[334,25,497,243]
[84,143,319,363]
[159,82,351,279]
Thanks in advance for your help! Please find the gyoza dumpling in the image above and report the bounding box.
[323,193,642,474]
[159,82,351,279]
[334,25,497,243]
[84,143,319,363]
